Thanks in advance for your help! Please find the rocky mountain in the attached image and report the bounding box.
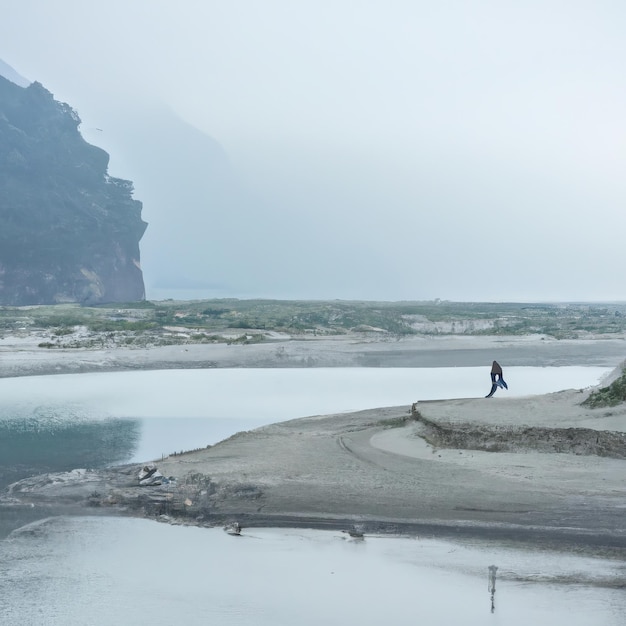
[0,72,147,305]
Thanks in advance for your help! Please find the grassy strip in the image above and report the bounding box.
[582,368,626,408]
[2,299,626,340]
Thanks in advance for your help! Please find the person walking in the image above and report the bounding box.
[486,360,508,398]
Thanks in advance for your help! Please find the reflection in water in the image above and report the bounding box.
[0,518,624,626]
[488,564,498,613]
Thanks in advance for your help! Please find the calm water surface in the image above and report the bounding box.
[0,367,622,625]
[1,518,624,626]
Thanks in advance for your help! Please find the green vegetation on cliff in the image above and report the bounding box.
[582,367,626,408]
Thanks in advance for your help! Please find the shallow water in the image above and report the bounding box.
[0,517,624,626]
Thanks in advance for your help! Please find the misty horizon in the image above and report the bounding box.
[1,2,625,303]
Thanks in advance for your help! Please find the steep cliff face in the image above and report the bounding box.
[0,76,147,305]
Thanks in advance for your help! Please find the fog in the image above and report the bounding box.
[1,1,625,301]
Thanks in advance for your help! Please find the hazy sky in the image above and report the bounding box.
[1,1,625,302]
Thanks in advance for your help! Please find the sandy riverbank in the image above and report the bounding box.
[5,380,625,559]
